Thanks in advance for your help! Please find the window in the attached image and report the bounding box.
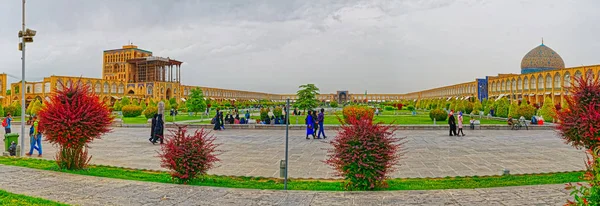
[575,71,582,86]
[538,75,544,89]
[530,76,535,90]
[44,83,51,93]
[95,83,101,93]
[517,78,522,90]
[511,79,516,91]
[147,86,153,95]
[564,72,571,88]
[118,84,124,94]
[554,73,560,89]
[111,84,117,94]
[104,83,109,94]
[524,77,529,90]
[546,75,552,89]
[501,80,505,91]
[587,69,594,81]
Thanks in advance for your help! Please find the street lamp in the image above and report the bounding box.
[18,0,36,157]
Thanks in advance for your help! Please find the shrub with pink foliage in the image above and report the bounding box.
[556,77,600,150]
[325,115,405,190]
[159,126,221,183]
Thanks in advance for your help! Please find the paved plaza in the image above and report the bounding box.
[2,126,586,179]
[0,165,572,205]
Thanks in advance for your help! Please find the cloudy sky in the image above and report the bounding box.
[1,0,599,94]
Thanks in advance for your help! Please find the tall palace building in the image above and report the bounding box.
[0,42,598,108]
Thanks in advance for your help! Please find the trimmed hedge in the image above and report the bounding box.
[122,105,143,117]
[429,109,447,121]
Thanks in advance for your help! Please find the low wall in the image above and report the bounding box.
[116,123,555,130]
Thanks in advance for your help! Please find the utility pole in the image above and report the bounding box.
[20,0,26,157]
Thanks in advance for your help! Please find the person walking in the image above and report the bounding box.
[448,110,457,136]
[2,113,12,134]
[151,114,165,144]
[457,111,465,136]
[305,110,315,139]
[245,110,250,122]
[26,116,42,157]
[317,108,327,139]
[312,110,319,136]
[213,109,221,130]
[219,111,225,130]
[149,114,158,143]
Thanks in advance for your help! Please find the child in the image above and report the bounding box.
[469,118,475,130]
[457,111,465,136]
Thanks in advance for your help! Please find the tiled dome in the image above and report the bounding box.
[520,43,565,74]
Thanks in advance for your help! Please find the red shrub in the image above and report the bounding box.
[565,148,600,205]
[395,103,403,110]
[325,115,405,190]
[342,105,374,124]
[38,80,112,170]
[556,77,600,150]
[159,126,221,183]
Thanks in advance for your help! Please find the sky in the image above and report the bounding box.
[1,0,599,94]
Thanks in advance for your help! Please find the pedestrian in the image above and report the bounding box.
[457,111,465,136]
[213,109,221,130]
[245,110,250,121]
[448,110,458,136]
[317,108,327,139]
[219,111,225,130]
[312,110,319,135]
[305,110,315,139]
[2,113,12,134]
[149,114,158,143]
[151,114,165,144]
[26,116,42,157]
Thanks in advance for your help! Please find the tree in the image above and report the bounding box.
[120,97,131,106]
[473,100,483,115]
[169,98,178,109]
[0,104,4,117]
[539,97,556,122]
[186,88,207,115]
[30,100,43,116]
[508,100,519,118]
[495,98,509,118]
[38,81,113,170]
[294,84,320,113]
[330,101,339,108]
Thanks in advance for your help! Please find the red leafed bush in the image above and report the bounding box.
[556,77,600,150]
[395,103,403,110]
[38,80,113,170]
[325,115,405,190]
[342,105,374,124]
[159,126,221,183]
[565,148,600,205]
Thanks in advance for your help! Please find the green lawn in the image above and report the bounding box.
[0,189,68,206]
[0,157,583,191]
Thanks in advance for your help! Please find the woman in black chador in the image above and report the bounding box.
[149,114,158,143]
[151,114,165,144]
[213,109,221,130]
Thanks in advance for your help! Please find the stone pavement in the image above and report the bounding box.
[0,165,572,206]
[1,127,586,179]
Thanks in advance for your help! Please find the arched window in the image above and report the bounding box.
[530,76,536,90]
[147,86,153,95]
[587,69,594,81]
[554,73,561,89]
[537,75,544,89]
[56,80,63,91]
[501,80,505,92]
[44,83,50,93]
[95,83,101,93]
[118,84,124,94]
[564,72,571,88]
[524,77,529,90]
[575,71,582,86]
[545,74,552,89]
[517,78,522,90]
[511,79,516,91]
[104,83,109,94]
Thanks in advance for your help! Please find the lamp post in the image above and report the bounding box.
[18,0,36,156]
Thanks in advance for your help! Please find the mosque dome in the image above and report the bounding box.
[520,42,565,74]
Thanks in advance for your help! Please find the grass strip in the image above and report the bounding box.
[0,189,69,206]
[0,157,582,191]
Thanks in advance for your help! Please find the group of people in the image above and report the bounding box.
[213,109,253,130]
[305,109,327,139]
[2,113,43,156]
[149,114,164,144]
[447,110,465,136]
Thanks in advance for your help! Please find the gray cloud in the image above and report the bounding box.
[1,0,599,94]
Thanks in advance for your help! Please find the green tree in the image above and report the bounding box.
[138,99,147,110]
[26,100,35,115]
[294,84,320,113]
[473,100,483,114]
[120,97,131,106]
[539,97,555,122]
[495,98,509,118]
[169,98,178,109]
[186,88,207,115]
[330,101,339,108]
[113,101,122,111]
[6,89,10,95]
[508,100,519,118]
[30,100,43,116]
[149,99,157,107]
[0,104,4,117]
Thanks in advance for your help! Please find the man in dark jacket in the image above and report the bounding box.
[448,110,458,136]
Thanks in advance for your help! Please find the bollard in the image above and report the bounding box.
[279,160,286,178]
[433,118,436,125]
[502,168,510,176]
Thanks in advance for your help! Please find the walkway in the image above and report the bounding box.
[0,165,571,205]
[1,127,585,179]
